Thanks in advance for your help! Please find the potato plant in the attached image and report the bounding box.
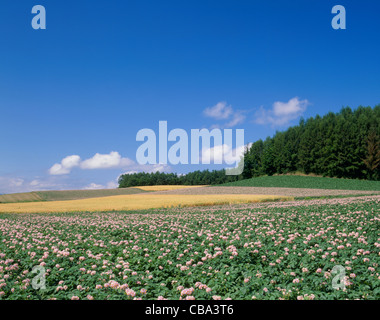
[0,196,379,300]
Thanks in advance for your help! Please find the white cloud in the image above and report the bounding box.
[203,101,246,128]
[225,112,245,127]
[29,180,40,186]
[117,164,172,184]
[82,183,104,190]
[82,181,119,190]
[87,180,119,190]
[255,97,309,126]
[9,178,24,187]
[100,165,170,191]
[0,176,24,194]
[203,101,233,120]
[106,181,119,189]
[118,164,171,178]
[29,179,50,188]
[0,176,63,194]
[273,97,308,117]
[201,143,251,165]
[121,170,139,175]
[0,174,121,194]
[49,155,81,175]
[49,152,135,175]
[201,145,226,163]
[80,151,134,170]
[150,164,170,173]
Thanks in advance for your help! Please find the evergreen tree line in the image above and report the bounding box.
[118,105,380,187]
[242,105,380,180]
[118,170,239,188]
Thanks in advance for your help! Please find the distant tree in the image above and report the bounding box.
[242,141,264,179]
[262,137,276,176]
[362,130,380,180]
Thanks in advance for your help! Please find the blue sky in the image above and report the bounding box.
[1,0,379,193]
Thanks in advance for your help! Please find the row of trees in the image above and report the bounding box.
[119,105,380,187]
[242,105,380,180]
[118,170,239,188]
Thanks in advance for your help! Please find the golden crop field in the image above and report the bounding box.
[0,186,205,204]
[0,193,292,213]
[131,185,208,191]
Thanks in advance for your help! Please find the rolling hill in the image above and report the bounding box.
[0,188,147,203]
[0,185,205,204]
[219,175,380,191]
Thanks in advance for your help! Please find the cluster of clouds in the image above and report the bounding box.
[198,96,309,170]
[45,152,171,191]
[120,164,169,176]
[0,161,170,194]
[46,97,308,188]
[254,97,310,126]
[0,176,61,194]
[0,176,120,194]
[201,143,252,165]
[1,97,309,194]
[0,152,171,193]
[49,152,135,175]
[82,181,118,190]
[204,97,309,128]
[203,102,246,128]
[81,164,170,190]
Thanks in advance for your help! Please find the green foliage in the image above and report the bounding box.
[243,105,380,180]
[220,175,380,191]
[118,170,239,188]
[362,130,380,180]
[118,105,380,188]
[0,197,378,300]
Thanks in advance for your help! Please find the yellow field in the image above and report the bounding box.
[0,194,292,213]
[132,185,207,191]
[0,186,205,204]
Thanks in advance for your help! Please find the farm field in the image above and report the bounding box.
[155,186,380,198]
[220,175,380,191]
[0,188,146,204]
[2,176,380,205]
[130,185,207,191]
[0,195,378,300]
[0,194,289,213]
[0,185,205,204]
[0,192,43,203]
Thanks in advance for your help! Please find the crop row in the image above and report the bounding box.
[0,196,379,300]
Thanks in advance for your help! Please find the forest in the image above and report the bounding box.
[118,170,239,188]
[118,105,380,187]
